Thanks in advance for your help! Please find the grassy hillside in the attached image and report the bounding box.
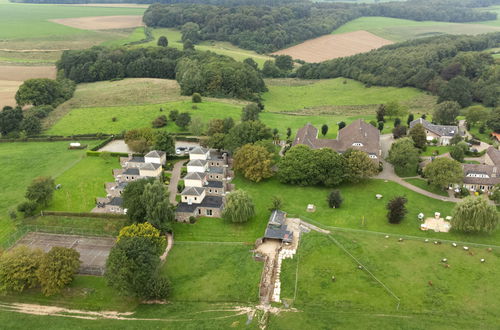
[262,78,434,113]
[105,27,273,67]
[333,16,500,42]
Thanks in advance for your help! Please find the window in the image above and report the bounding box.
[184,196,187,200]
[369,155,377,159]
[206,209,213,216]
[194,197,197,201]
[209,189,212,193]
[352,142,363,147]
[198,209,202,215]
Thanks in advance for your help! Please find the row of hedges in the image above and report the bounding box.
[41,211,127,219]
[90,135,115,151]
[86,150,129,157]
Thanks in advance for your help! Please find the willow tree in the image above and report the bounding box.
[222,190,255,223]
[451,197,499,233]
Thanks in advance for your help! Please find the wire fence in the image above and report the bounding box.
[1,225,115,250]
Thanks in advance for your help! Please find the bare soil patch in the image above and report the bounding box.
[272,30,393,63]
[0,65,56,107]
[50,15,143,31]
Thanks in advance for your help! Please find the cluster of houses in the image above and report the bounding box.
[461,146,500,193]
[409,118,463,146]
[93,150,166,214]
[293,119,382,162]
[175,147,231,222]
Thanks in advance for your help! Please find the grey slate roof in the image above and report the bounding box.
[206,181,223,188]
[486,147,500,166]
[123,168,140,175]
[140,162,161,171]
[145,150,165,158]
[107,197,123,207]
[264,210,293,243]
[207,166,224,174]
[187,159,208,167]
[190,147,209,155]
[292,120,380,158]
[129,156,145,163]
[409,118,462,137]
[176,196,223,213]
[462,164,500,186]
[184,172,206,180]
[181,186,205,196]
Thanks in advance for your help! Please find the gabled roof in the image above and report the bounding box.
[409,118,462,137]
[187,159,208,167]
[107,197,123,207]
[190,147,209,155]
[206,180,223,188]
[123,168,140,175]
[128,156,145,163]
[184,172,206,180]
[462,163,500,185]
[264,210,293,243]
[208,166,224,174]
[486,147,500,166]
[268,210,286,226]
[181,186,205,196]
[140,163,161,171]
[176,195,224,213]
[145,150,165,158]
[292,120,380,157]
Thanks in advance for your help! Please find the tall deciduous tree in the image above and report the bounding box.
[0,246,43,293]
[37,247,80,296]
[452,197,498,233]
[122,178,155,223]
[387,138,420,176]
[157,36,168,47]
[25,176,55,206]
[0,106,23,136]
[175,112,191,130]
[450,145,465,162]
[233,144,274,182]
[142,180,174,232]
[424,157,463,189]
[222,190,255,223]
[118,223,166,256]
[241,103,261,122]
[224,121,272,152]
[465,105,489,127]
[153,131,175,155]
[344,149,378,183]
[105,236,169,299]
[433,101,461,125]
[408,123,427,149]
[275,55,293,71]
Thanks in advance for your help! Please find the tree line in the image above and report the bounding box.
[143,1,498,53]
[297,33,500,108]
[56,46,266,100]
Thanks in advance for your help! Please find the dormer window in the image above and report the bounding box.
[369,154,377,159]
[352,142,363,147]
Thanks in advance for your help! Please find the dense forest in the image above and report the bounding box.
[143,0,499,53]
[297,33,500,107]
[57,47,266,100]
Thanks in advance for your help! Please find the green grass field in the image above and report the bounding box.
[105,27,273,67]
[45,156,118,212]
[404,178,449,197]
[262,78,434,113]
[274,230,500,328]
[475,5,500,27]
[0,0,144,64]
[0,140,100,241]
[163,243,261,303]
[333,16,500,42]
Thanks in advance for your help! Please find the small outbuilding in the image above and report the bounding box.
[264,210,293,243]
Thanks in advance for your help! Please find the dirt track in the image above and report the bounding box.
[272,30,393,63]
[50,15,144,30]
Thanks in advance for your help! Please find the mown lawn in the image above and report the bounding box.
[404,178,449,197]
[162,243,261,303]
[420,145,450,156]
[274,230,500,328]
[262,78,430,112]
[234,177,500,245]
[0,141,99,242]
[45,156,119,212]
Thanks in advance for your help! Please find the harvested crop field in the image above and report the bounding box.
[50,15,143,30]
[272,30,393,63]
[0,65,56,107]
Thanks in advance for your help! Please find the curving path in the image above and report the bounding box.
[376,160,461,203]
